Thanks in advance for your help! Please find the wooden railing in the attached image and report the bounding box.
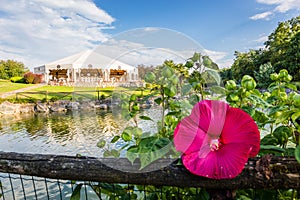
[0,151,299,189]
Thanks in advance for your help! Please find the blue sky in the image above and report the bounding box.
[0,0,299,69]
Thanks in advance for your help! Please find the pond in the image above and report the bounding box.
[0,108,161,157]
[0,108,162,199]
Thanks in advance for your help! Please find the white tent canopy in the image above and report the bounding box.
[34,50,139,85]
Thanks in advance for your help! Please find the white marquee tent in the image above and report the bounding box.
[34,50,139,85]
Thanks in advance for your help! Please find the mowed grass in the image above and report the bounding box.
[0,80,150,101]
[0,80,34,95]
[13,84,149,101]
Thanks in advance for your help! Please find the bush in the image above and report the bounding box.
[254,63,274,88]
[23,72,35,84]
[33,74,43,84]
[50,96,59,102]
[10,76,25,83]
[293,82,300,90]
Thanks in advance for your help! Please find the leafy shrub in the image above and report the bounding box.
[33,74,43,84]
[293,81,300,90]
[254,63,274,88]
[41,98,47,103]
[10,76,25,83]
[50,96,59,102]
[225,69,299,156]
[23,72,35,84]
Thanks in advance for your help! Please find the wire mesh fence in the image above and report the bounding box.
[0,173,207,200]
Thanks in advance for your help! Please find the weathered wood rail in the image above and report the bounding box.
[0,151,299,189]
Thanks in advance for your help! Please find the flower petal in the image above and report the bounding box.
[182,143,251,179]
[221,107,260,157]
[174,100,260,179]
[206,100,228,138]
[174,120,207,155]
[174,100,228,154]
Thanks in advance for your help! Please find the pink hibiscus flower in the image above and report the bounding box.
[174,100,260,179]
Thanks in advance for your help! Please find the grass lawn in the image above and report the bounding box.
[0,80,150,102]
[0,80,35,95]
[12,85,150,101]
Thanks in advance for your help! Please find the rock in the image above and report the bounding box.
[94,103,108,110]
[35,103,49,113]
[49,103,66,112]
[66,102,80,110]
[19,104,35,113]
[0,101,20,115]
[80,101,94,110]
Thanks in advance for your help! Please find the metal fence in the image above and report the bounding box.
[0,173,205,200]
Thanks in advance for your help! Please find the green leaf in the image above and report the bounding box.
[197,188,210,200]
[96,139,106,148]
[138,137,171,169]
[164,86,176,97]
[273,125,292,146]
[260,145,285,154]
[205,69,221,85]
[130,94,137,101]
[285,83,297,91]
[190,52,200,62]
[141,131,153,138]
[154,97,162,105]
[139,115,153,121]
[121,131,132,142]
[275,110,294,124]
[181,83,192,96]
[209,86,226,95]
[126,146,139,164]
[292,111,300,124]
[111,135,120,143]
[248,94,271,107]
[295,145,300,164]
[132,127,143,138]
[241,106,255,116]
[166,111,180,116]
[70,184,83,200]
[261,134,278,145]
[103,150,112,157]
[252,110,270,127]
[111,149,120,157]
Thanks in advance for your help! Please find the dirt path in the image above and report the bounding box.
[1,84,46,98]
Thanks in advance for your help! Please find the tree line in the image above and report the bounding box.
[221,15,300,87]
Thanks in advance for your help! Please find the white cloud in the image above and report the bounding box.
[254,35,269,43]
[94,38,231,69]
[257,0,300,12]
[251,0,300,20]
[203,49,232,68]
[250,11,273,20]
[0,0,114,69]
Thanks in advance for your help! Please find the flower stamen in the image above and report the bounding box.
[210,139,220,151]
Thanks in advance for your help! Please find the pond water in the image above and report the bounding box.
[0,108,161,157]
[0,108,162,199]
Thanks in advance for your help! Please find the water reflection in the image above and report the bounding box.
[0,110,128,157]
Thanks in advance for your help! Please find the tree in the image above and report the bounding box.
[254,62,275,88]
[231,16,300,81]
[265,16,300,80]
[137,64,155,80]
[0,60,28,80]
[23,72,35,84]
[219,68,233,85]
[231,50,261,81]
[285,31,300,81]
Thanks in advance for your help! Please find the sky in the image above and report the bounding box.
[0,0,299,70]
